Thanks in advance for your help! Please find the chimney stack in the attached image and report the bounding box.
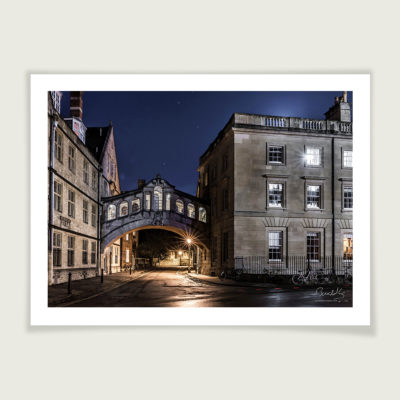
[70,91,83,120]
[138,179,146,189]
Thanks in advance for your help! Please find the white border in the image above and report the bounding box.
[31,74,370,325]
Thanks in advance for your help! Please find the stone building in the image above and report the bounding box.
[48,92,124,284]
[197,92,353,275]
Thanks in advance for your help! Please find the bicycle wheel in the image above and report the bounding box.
[292,274,303,285]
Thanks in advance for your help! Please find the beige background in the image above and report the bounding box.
[1,0,399,399]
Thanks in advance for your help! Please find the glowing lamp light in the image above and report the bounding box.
[186,238,192,244]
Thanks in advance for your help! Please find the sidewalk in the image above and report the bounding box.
[48,270,147,307]
[187,273,277,289]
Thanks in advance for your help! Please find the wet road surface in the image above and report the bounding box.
[69,269,352,307]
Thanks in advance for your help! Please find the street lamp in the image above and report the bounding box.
[186,238,192,272]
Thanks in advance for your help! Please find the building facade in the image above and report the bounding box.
[197,93,353,275]
[48,92,125,284]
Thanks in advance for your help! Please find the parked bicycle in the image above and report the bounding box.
[291,268,326,286]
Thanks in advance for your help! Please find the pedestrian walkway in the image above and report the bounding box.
[48,270,147,307]
[187,273,276,289]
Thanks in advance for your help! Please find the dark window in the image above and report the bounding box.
[67,236,75,266]
[268,231,282,261]
[343,186,353,209]
[91,204,96,227]
[54,181,62,212]
[83,160,89,185]
[222,154,228,171]
[68,190,75,218]
[83,200,88,224]
[53,232,62,266]
[307,232,320,261]
[268,145,284,164]
[68,146,75,172]
[91,242,96,264]
[223,232,228,262]
[222,189,228,211]
[55,132,63,162]
[82,239,88,264]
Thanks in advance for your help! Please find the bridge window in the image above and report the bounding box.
[120,201,128,217]
[154,186,163,211]
[199,207,207,223]
[187,203,195,219]
[176,199,184,214]
[107,204,116,220]
[165,193,171,211]
[145,193,151,210]
[132,198,141,212]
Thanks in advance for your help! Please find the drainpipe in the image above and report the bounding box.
[48,109,58,285]
[97,168,102,276]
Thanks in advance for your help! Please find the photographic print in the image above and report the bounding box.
[31,74,370,325]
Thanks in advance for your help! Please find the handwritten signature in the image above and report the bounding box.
[315,287,345,302]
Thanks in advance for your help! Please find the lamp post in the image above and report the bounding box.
[178,250,183,267]
[186,238,192,272]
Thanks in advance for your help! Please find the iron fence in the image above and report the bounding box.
[234,256,352,276]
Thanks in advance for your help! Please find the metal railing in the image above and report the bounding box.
[234,256,352,276]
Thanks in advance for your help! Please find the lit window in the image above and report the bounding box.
[176,200,184,214]
[199,207,207,223]
[54,181,62,212]
[165,193,171,211]
[83,200,88,223]
[55,132,63,163]
[91,204,96,227]
[268,183,283,207]
[307,232,320,261]
[132,198,141,212]
[343,234,353,261]
[68,146,75,172]
[126,234,129,241]
[343,150,353,168]
[154,186,163,211]
[268,231,282,261]
[83,160,89,185]
[82,239,88,264]
[126,249,130,263]
[145,193,151,210]
[53,232,62,267]
[67,236,75,266]
[268,145,284,164]
[91,242,96,264]
[306,185,321,209]
[108,204,116,220]
[68,190,75,218]
[343,185,353,209]
[120,201,128,217]
[114,247,118,264]
[305,147,322,167]
[187,204,195,218]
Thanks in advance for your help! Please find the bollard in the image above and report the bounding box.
[67,272,72,294]
[101,269,104,284]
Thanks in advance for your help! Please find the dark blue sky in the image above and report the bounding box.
[60,91,352,195]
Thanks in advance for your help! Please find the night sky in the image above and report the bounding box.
[60,91,352,195]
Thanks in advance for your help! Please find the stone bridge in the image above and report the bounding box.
[100,175,210,271]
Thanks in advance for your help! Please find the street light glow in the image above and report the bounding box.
[186,238,192,244]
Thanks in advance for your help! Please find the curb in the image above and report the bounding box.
[50,271,150,307]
